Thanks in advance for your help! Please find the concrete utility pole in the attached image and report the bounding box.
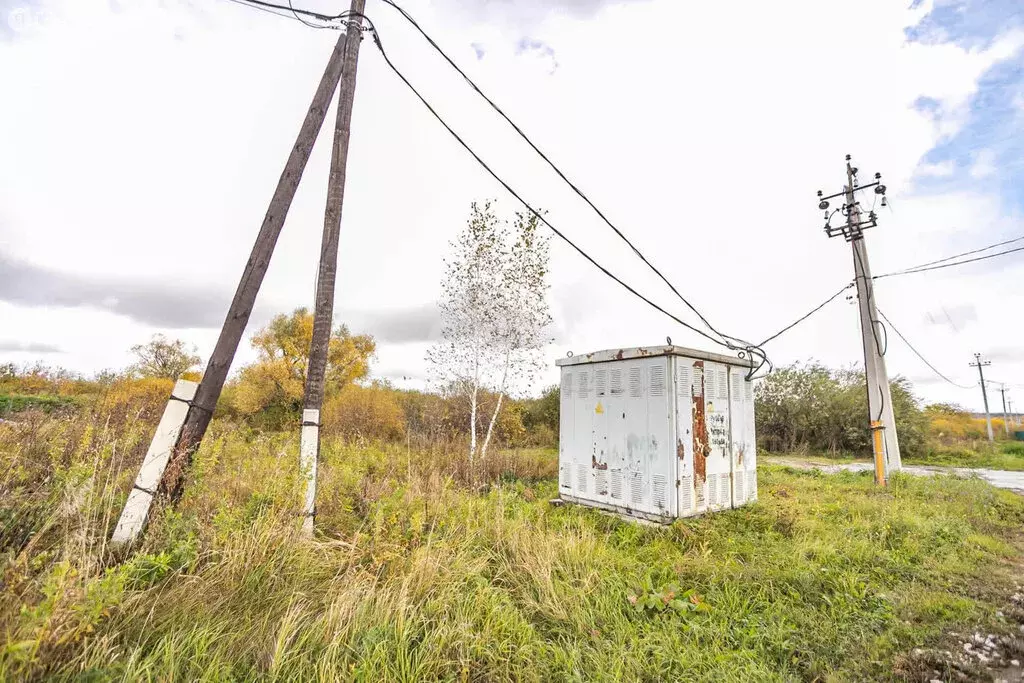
[817,156,900,485]
[156,32,354,505]
[970,353,994,442]
[301,0,367,536]
[998,383,1009,437]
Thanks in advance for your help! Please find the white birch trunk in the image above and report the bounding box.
[480,353,511,462]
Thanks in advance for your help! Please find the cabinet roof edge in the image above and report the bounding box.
[555,345,755,369]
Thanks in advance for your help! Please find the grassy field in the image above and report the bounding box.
[3,416,1024,681]
[764,441,1024,472]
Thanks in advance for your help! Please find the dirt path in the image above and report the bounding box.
[765,457,1024,496]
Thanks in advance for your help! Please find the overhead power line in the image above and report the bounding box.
[223,0,295,20]
[894,234,1024,273]
[224,0,347,22]
[364,28,770,376]
[377,0,763,360]
[876,309,975,389]
[757,282,855,347]
[874,243,1024,280]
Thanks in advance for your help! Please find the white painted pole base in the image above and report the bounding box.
[111,379,199,547]
[300,408,320,537]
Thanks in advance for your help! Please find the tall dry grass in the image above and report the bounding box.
[3,404,1024,681]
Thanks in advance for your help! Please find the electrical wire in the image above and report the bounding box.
[222,0,295,20]
[288,0,331,29]
[225,0,348,23]
[876,309,976,390]
[874,244,1024,280]
[220,1,777,375]
[365,27,769,375]
[228,0,772,376]
[756,282,854,347]
[376,0,765,365]
[896,235,1024,273]
[852,242,887,357]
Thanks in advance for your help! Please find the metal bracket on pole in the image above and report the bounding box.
[111,379,199,547]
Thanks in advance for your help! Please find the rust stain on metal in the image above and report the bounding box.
[614,349,624,360]
[692,360,709,483]
[591,454,608,471]
[676,438,685,460]
[736,446,745,466]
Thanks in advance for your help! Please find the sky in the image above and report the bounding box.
[1,0,1022,412]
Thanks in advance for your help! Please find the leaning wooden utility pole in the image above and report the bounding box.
[151,32,352,511]
[970,353,994,442]
[301,0,367,536]
[817,155,901,485]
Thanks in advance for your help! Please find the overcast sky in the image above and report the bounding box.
[1,0,1022,411]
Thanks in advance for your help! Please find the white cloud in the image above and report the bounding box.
[918,160,957,177]
[1,0,1022,411]
[969,148,998,178]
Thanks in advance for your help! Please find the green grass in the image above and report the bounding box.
[907,441,1024,471]
[764,442,1024,471]
[3,418,1024,681]
[0,393,81,416]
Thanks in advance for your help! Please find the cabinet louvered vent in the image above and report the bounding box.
[595,469,608,497]
[708,476,718,507]
[610,369,624,395]
[576,464,588,494]
[628,367,643,397]
[610,470,624,499]
[561,372,572,400]
[719,474,730,506]
[577,371,590,400]
[731,373,742,402]
[744,380,753,402]
[653,475,668,509]
[717,369,729,401]
[679,476,693,513]
[595,369,608,397]
[692,366,704,397]
[735,471,745,502]
[677,367,691,396]
[696,479,706,508]
[649,366,666,397]
[630,476,644,506]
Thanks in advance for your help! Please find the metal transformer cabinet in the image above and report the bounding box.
[556,345,757,522]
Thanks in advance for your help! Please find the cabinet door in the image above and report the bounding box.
[675,360,696,517]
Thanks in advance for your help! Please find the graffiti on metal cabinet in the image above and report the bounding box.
[707,413,729,452]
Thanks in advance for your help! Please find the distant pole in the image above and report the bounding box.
[157,32,354,505]
[999,383,1009,437]
[1009,398,1016,428]
[970,353,994,442]
[818,155,900,484]
[301,0,367,536]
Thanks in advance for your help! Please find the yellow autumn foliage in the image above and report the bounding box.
[323,384,406,441]
[99,377,175,422]
[229,309,375,429]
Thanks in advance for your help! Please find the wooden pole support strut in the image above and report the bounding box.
[111,379,199,546]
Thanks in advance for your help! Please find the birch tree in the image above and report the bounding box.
[428,201,552,476]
